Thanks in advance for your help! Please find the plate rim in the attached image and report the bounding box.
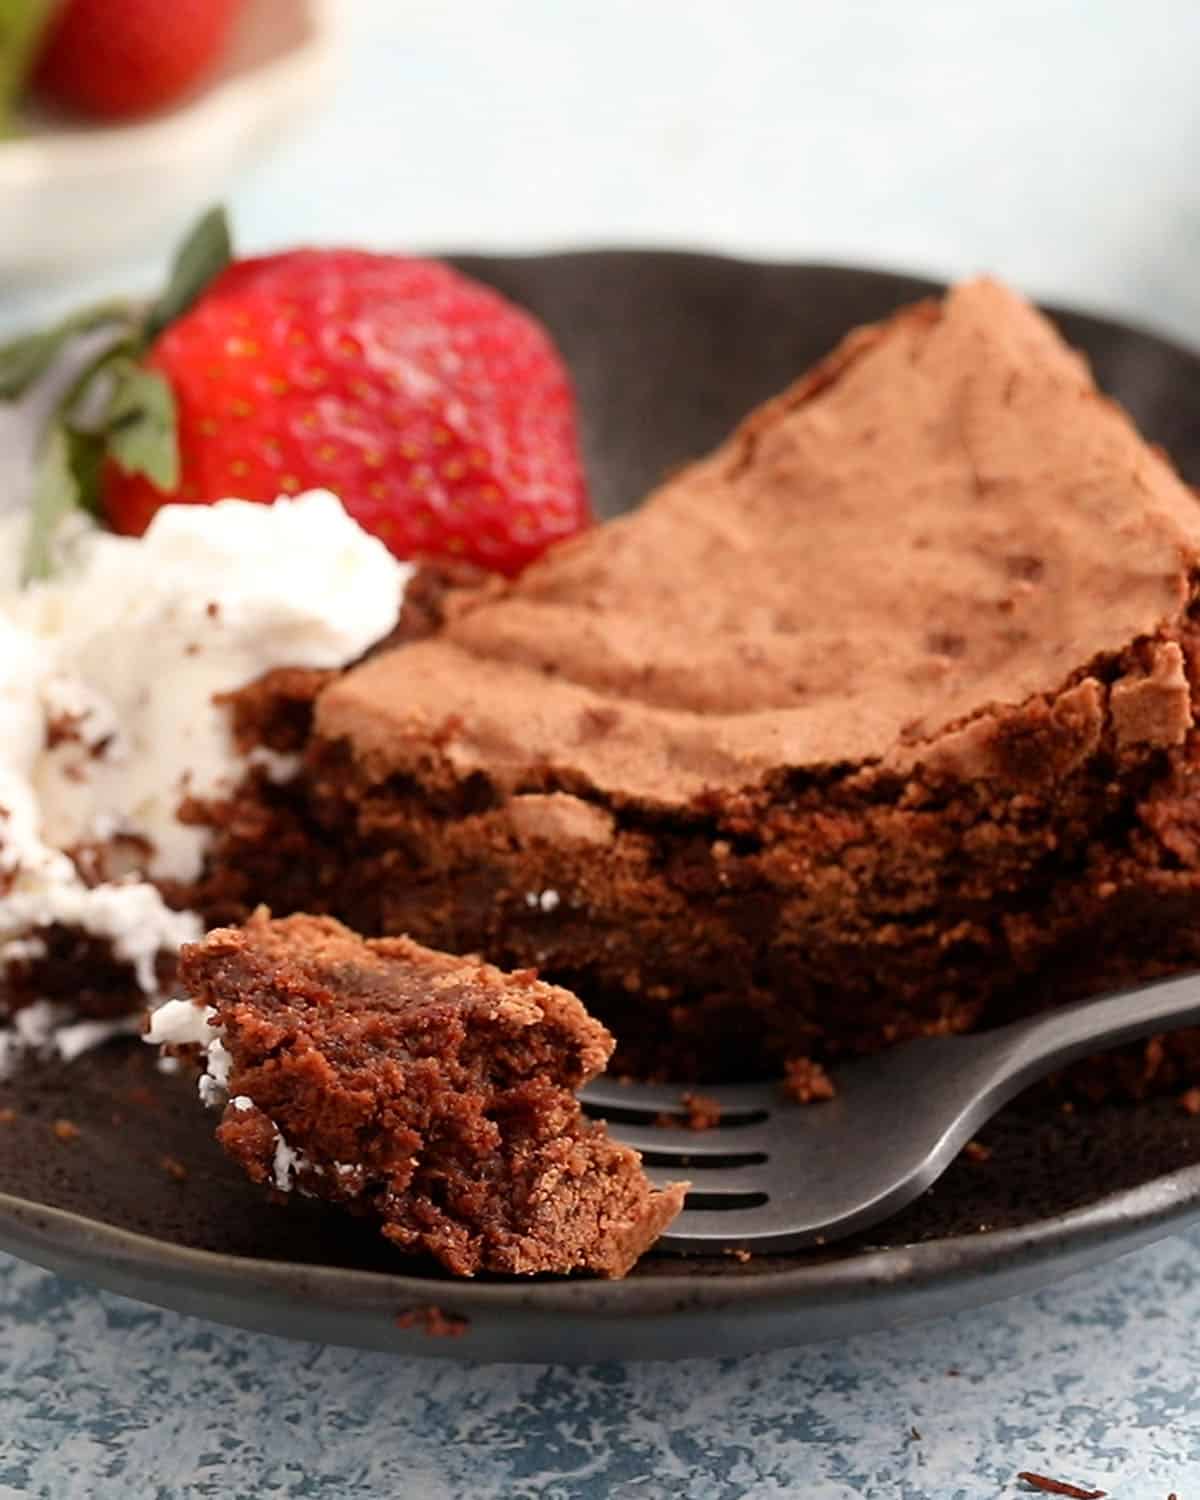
[3,1157,1199,1320]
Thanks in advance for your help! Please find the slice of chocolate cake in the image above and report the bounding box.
[196,279,1200,1085]
[154,910,683,1277]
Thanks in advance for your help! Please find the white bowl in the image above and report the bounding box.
[0,0,336,281]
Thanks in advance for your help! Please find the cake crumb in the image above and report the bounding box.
[45,709,86,749]
[395,1305,469,1338]
[161,1155,189,1182]
[962,1139,992,1164]
[680,1092,721,1130]
[1016,1472,1106,1498]
[52,1118,80,1143]
[783,1056,836,1104]
[725,1247,752,1263]
[656,1092,722,1130]
[1180,1088,1200,1117]
[0,1107,15,1125]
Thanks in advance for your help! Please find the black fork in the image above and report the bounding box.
[582,972,1200,1253]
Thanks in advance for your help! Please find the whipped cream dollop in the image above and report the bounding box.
[0,604,203,993]
[0,491,410,1016]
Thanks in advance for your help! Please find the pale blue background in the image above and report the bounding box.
[4,2,1200,1495]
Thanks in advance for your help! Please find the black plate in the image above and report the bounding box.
[4,254,1200,1363]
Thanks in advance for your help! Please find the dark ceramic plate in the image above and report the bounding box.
[4,254,1200,1363]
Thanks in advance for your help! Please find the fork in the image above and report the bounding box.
[580,971,1200,1254]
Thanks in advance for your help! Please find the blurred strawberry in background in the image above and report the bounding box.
[32,0,243,119]
[0,1,331,289]
[0,0,243,129]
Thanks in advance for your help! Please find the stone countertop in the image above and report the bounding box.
[2,1229,1197,1497]
[4,1,1200,1495]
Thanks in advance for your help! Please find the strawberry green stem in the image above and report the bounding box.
[0,205,233,583]
[0,0,61,138]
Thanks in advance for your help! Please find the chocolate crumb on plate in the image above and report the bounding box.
[679,1091,722,1129]
[656,1092,722,1130]
[394,1305,469,1338]
[783,1058,837,1104]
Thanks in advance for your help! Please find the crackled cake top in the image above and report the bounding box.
[318,279,1200,804]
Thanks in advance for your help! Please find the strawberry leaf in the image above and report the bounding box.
[0,298,134,400]
[102,358,179,490]
[0,0,59,139]
[64,425,104,517]
[0,329,57,398]
[11,204,235,584]
[143,205,232,342]
[22,420,79,582]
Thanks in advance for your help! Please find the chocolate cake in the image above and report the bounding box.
[194,278,1200,1084]
[174,910,684,1276]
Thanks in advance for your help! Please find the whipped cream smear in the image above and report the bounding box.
[0,491,409,1069]
[147,998,349,1192]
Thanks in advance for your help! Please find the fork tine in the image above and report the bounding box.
[602,1121,773,1157]
[643,1166,770,1196]
[659,1209,782,1246]
[580,1079,774,1117]
[579,1080,689,1113]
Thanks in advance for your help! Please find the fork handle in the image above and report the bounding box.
[988,970,1200,1097]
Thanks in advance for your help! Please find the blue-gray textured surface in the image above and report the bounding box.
[4,2,1200,1495]
[3,1232,1200,1497]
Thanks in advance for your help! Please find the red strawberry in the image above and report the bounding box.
[103,249,590,574]
[1,209,590,580]
[33,0,242,120]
